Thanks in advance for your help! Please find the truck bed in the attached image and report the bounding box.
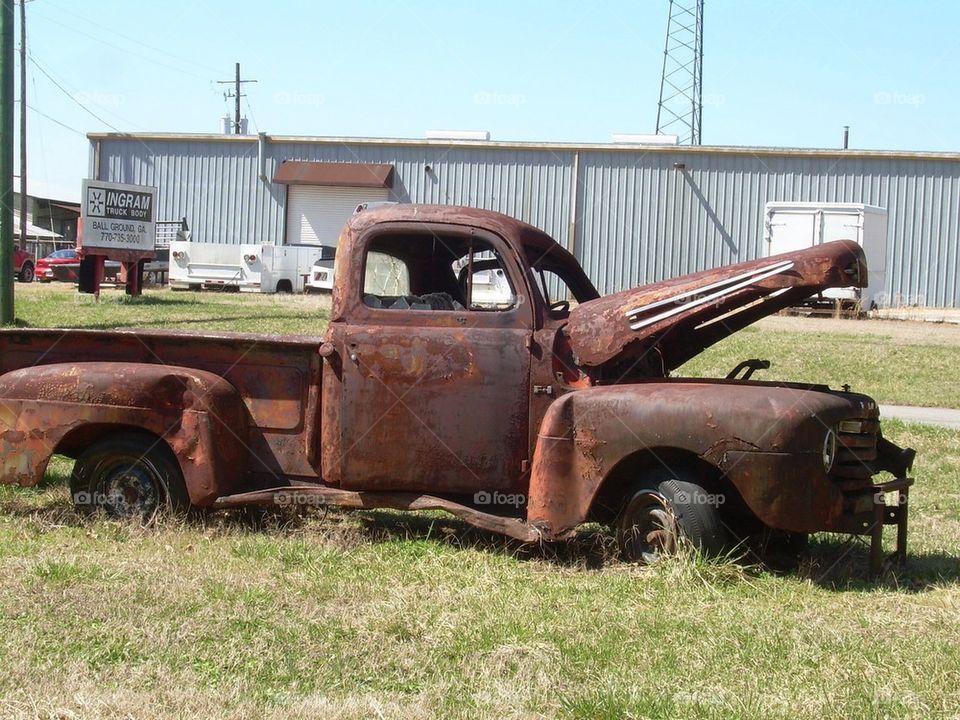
[0,328,326,482]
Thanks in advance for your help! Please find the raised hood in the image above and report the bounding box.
[566,240,867,372]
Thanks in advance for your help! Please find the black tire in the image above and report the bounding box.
[18,262,34,283]
[616,468,727,563]
[70,433,189,521]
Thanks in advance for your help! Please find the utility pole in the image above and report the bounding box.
[18,0,25,257]
[216,62,256,134]
[0,0,14,325]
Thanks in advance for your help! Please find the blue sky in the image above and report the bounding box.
[18,0,959,201]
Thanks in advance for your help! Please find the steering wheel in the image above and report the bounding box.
[549,300,570,314]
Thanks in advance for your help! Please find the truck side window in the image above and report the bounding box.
[362,233,516,312]
[364,251,410,299]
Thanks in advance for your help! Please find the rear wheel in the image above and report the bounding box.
[70,433,189,521]
[617,469,727,563]
[18,262,34,283]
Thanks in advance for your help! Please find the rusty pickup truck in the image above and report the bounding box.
[0,205,914,572]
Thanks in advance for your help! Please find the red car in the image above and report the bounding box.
[13,247,34,283]
[36,249,121,283]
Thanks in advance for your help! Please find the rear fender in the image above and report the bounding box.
[0,362,249,505]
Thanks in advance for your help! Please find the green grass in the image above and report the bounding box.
[12,283,331,336]
[679,325,960,409]
[0,284,957,718]
[0,423,957,719]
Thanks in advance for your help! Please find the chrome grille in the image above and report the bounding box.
[831,417,879,486]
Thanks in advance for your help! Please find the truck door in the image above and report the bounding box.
[337,225,532,494]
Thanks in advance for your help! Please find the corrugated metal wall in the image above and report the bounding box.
[94,137,960,307]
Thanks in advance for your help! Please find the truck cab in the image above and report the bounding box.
[314,205,913,571]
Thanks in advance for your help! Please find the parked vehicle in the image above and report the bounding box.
[306,246,337,293]
[764,202,888,310]
[36,249,121,283]
[0,205,915,574]
[168,241,332,293]
[13,247,34,283]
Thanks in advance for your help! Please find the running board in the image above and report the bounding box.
[213,486,543,543]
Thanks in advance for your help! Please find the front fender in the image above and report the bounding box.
[526,382,866,536]
[0,362,249,505]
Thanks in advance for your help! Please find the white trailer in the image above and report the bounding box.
[763,202,888,309]
[168,241,335,293]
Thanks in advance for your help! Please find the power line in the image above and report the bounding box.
[29,61,50,196]
[244,94,259,134]
[27,103,84,136]
[28,52,139,133]
[39,0,224,76]
[29,7,213,81]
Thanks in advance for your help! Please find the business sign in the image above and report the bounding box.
[81,179,157,253]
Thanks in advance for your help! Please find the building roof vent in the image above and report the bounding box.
[611,133,679,145]
[425,129,491,141]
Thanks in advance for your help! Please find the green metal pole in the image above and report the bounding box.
[0,0,13,325]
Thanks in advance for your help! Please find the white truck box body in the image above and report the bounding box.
[763,202,888,308]
[168,241,334,293]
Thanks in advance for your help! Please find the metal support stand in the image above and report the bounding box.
[869,479,911,578]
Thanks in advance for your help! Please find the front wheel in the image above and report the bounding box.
[18,262,34,283]
[616,470,727,563]
[70,433,190,521]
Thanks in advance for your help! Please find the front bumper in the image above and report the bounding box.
[826,433,915,576]
[831,475,913,577]
[722,432,915,576]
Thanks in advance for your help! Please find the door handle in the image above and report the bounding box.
[347,343,360,364]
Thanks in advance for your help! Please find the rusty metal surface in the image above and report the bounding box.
[334,325,530,493]
[566,239,868,370]
[0,362,248,504]
[330,204,566,324]
[0,330,325,490]
[213,485,542,542]
[272,160,394,188]
[527,379,884,536]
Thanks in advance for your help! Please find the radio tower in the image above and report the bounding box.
[655,0,704,145]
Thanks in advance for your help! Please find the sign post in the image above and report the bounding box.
[79,180,157,297]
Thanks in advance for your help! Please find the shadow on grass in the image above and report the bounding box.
[797,534,960,591]
[2,484,957,589]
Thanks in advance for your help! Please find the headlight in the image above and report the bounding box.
[822,430,837,472]
[837,419,866,434]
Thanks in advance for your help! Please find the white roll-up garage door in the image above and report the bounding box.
[285,186,391,246]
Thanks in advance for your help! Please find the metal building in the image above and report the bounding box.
[89,132,960,307]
